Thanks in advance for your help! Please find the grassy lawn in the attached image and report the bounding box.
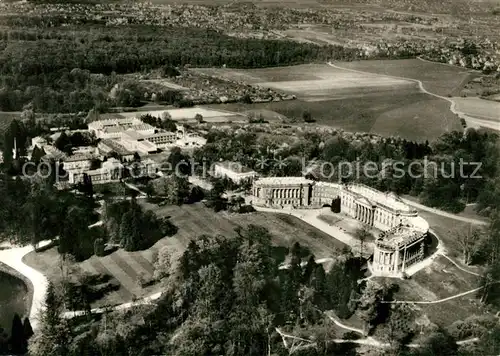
[23,202,347,307]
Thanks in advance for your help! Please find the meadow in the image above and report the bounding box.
[335,58,476,97]
[454,97,500,122]
[199,61,464,141]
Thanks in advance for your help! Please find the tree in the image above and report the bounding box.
[242,94,252,104]
[164,176,190,205]
[119,204,142,251]
[29,282,72,356]
[194,113,204,124]
[153,245,175,280]
[302,110,315,123]
[167,147,191,177]
[482,211,500,264]
[478,261,500,306]
[162,65,180,78]
[354,227,372,257]
[10,313,27,354]
[411,330,458,356]
[456,224,482,265]
[55,131,72,155]
[94,238,105,256]
[161,111,172,121]
[23,317,34,342]
[357,280,393,335]
[382,304,415,349]
[81,173,94,197]
[31,145,45,164]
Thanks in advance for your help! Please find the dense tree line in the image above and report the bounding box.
[0,24,360,112]
[194,127,499,214]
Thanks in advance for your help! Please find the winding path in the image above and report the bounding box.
[400,198,488,226]
[0,240,52,331]
[327,61,500,132]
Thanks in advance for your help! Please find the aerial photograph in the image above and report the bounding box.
[0,0,499,355]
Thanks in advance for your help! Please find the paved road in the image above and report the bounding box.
[62,291,162,319]
[400,198,488,226]
[0,240,52,331]
[123,181,147,196]
[327,62,500,132]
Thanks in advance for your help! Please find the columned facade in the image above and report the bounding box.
[371,224,427,276]
[354,202,375,226]
[251,178,429,277]
[252,178,313,208]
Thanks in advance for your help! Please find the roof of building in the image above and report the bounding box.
[64,153,94,162]
[215,161,256,174]
[99,139,133,156]
[130,124,154,132]
[42,145,66,161]
[136,140,157,150]
[102,157,123,169]
[345,184,414,213]
[123,130,146,140]
[377,221,427,246]
[103,126,125,134]
[254,177,313,186]
[43,151,66,161]
[144,131,176,138]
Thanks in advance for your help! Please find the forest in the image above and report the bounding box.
[0,24,360,113]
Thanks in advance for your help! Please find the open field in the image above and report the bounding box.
[335,59,476,97]
[198,61,463,141]
[454,97,500,123]
[141,79,189,91]
[23,203,346,307]
[193,63,416,100]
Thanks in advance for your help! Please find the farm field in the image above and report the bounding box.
[23,203,346,307]
[453,97,500,122]
[193,63,415,99]
[334,58,476,97]
[198,62,463,141]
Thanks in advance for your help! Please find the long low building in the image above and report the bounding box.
[213,161,258,183]
[251,177,429,277]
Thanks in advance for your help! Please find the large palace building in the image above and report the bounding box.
[251,177,429,277]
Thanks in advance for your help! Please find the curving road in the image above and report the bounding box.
[0,240,52,331]
[327,62,500,132]
[400,198,488,226]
